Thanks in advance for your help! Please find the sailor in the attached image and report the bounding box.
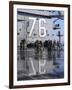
[20,39,26,60]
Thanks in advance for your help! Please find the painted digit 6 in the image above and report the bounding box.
[39,19,46,37]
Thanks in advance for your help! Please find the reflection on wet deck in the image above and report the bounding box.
[17,48,64,81]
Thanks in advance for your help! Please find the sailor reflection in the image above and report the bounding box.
[52,50,57,65]
[25,58,29,75]
[57,49,61,58]
[20,39,26,60]
[47,40,52,59]
[34,40,42,59]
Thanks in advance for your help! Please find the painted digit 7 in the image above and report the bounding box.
[29,17,36,37]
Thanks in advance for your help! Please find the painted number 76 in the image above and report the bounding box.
[29,17,46,37]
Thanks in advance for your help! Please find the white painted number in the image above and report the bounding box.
[29,17,36,37]
[39,19,46,37]
[39,60,46,74]
[29,17,46,37]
